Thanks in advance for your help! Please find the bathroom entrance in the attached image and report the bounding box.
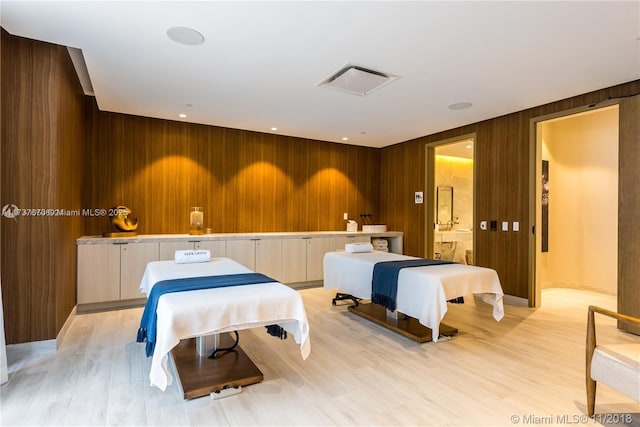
[425,135,475,263]
[532,105,619,305]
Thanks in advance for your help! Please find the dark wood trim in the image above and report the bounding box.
[171,334,263,400]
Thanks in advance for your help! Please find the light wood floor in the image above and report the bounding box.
[1,287,639,426]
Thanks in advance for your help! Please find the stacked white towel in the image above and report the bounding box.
[372,238,389,252]
[345,242,373,253]
[174,249,211,264]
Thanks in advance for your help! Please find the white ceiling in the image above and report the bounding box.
[2,1,639,148]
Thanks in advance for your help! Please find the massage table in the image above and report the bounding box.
[139,257,310,398]
[323,250,504,342]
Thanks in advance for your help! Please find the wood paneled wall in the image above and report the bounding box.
[2,28,638,343]
[618,94,640,334]
[83,106,380,236]
[381,80,640,299]
[1,30,85,343]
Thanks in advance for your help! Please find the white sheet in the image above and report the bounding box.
[323,251,504,341]
[140,258,311,391]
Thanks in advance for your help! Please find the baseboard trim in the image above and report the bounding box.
[56,305,77,349]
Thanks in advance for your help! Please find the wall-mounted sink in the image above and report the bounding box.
[435,230,473,242]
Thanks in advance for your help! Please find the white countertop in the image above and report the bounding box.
[77,230,403,245]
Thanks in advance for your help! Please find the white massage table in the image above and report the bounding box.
[139,257,311,393]
[323,251,504,341]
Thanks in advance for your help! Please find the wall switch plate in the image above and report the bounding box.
[490,220,497,231]
[480,220,487,231]
[343,212,348,220]
[513,221,519,232]
[502,221,509,231]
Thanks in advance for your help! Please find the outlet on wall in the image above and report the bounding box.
[343,212,348,220]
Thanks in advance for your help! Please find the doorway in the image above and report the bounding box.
[426,135,475,263]
[532,105,619,305]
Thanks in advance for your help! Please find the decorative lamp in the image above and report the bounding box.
[190,207,204,235]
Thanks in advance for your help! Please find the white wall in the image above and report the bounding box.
[540,106,618,294]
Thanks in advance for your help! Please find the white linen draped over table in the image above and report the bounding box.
[139,258,311,391]
[0,278,7,385]
[323,251,504,341]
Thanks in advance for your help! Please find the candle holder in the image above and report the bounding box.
[189,207,204,235]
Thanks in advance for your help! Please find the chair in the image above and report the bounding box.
[586,305,640,417]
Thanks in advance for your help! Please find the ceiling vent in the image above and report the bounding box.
[318,64,399,96]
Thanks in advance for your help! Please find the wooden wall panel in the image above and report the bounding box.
[380,80,640,299]
[1,30,85,343]
[83,105,380,237]
[618,94,640,333]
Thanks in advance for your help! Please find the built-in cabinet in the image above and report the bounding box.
[78,241,159,304]
[77,231,402,309]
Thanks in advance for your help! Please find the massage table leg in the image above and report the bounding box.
[172,332,264,399]
[332,292,360,306]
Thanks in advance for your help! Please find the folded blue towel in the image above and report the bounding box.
[371,259,453,311]
[136,273,276,357]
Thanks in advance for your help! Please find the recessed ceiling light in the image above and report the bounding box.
[271,127,278,131]
[342,137,349,141]
[167,27,205,46]
[178,113,187,118]
[448,102,472,110]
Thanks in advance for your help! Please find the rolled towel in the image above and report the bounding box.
[345,242,373,253]
[175,249,211,264]
[372,239,388,248]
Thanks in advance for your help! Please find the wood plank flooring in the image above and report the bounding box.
[1,287,639,426]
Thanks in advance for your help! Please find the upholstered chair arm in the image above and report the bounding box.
[586,305,640,417]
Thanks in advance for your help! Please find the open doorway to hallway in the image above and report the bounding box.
[534,105,619,304]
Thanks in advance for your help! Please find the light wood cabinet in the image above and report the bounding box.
[227,238,283,279]
[280,237,333,283]
[255,239,282,280]
[281,238,308,283]
[78,244,120,304]
[78,241,159,304]
[77,231,402,307]
[306,237,335,282]
[226,239,257,270]
[120,242,159,300]
[194,240,226,257]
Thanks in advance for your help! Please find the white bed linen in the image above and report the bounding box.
[140,258,311,391]
[323,251,504,341]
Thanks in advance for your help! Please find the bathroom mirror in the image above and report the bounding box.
[436,186,453,225]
